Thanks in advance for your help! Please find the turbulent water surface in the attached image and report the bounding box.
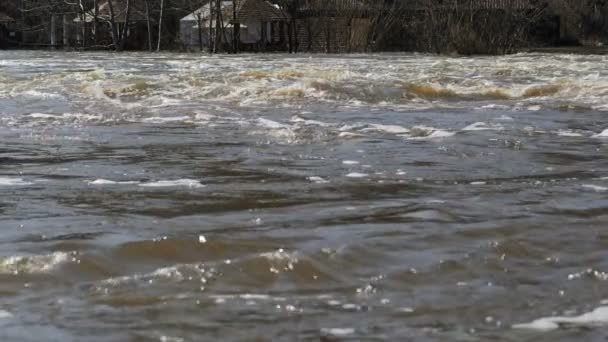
[1,50,608,341]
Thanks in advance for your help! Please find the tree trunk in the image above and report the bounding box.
[287,21,292,53]
[197,14,203,51]
[145,0,152,51]
[292,18,298,52]
[120,0,131,51]
[325,21,330,53]
[93,0,99,45]
[157,0,164,51]
[208,3,214,53]
[63,15,69,48]
[19,0,24,48]
[289,17,299,53]
[261,20,267,51]
[50,15,56,48]
[214,0,222,53]
[232,0,239,53]
[79,0,87,48]
[107,0,120,50]
[218,0,230,52]
[307,21,312,51]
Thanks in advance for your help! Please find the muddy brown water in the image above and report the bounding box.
[0,51,608,341]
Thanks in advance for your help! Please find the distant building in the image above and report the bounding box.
[73,0,148,48]
[292,0,539,53]
[180,0,289,51]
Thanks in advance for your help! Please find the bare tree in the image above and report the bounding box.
[118,0,130,50]
[232,0,238,52]
[156,0,163,50]
[273,0,299,52]
[212,0,220,52]
[207,0,213,52]
[106,0,120,48]
[93,0,99,45]
[144,0,152,50]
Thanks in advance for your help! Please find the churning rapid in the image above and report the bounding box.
[1,50,608,341]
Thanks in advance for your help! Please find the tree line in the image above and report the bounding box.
[1,0,608,54]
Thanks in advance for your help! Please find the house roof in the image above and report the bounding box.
[0,12,15,23]
[181,0,288,23]
[193,22,249,29]
[75,0,146,23]
[181,1,231,21]
[297,0,377,11]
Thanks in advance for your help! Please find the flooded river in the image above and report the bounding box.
[0,51,607,341]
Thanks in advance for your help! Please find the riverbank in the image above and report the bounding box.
[525,46,608,55]
[5,45,608,56]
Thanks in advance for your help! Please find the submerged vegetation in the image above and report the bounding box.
[0,0,608,54]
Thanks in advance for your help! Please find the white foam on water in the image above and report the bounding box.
[513,306,608,331]
[20,90,65,100]
[470,181,487,185]
[481,104,511,110]
[193,112,216,122]
[462,122,503,131]
[308,176,329,184]
[290,116,331,127]
[141,116,191,124]
[240,294,271,300]
[0,310,13,319]
[339,124,363,132]
[253,118,299,142]
[338,132,366,138]
[0,177,34,186]
[362,124,410,134]
[210,294,236,303]
[556,130,583,137]
[260,248,298,262]
[0,252,70,274]
[407,126,455,140]
[342,160,360,165]
[26,112,105,124]
[592,101,608,111]
[346,172,369,178]
[320,328,355,336]
[101,263,209,287]
[139,179,205,188]
[7,53,608,113]
[259,249,299,273]
[582,184,608,192]
[257,118,290,129]
[592,129,608,138]
[27,113,57,119]
[88,179,139,186]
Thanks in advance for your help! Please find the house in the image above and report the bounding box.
[292,0,540,53]
[293,0,380,53]
[180,0,289,51]
[0,12,17,48]
[74,0,148,49]
[542,0,601,45]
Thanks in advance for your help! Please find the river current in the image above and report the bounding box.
[0,51,607,341]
